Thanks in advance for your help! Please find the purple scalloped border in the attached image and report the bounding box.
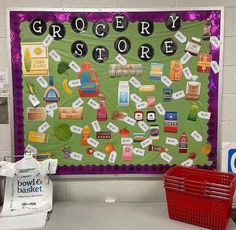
[10,10,221,174]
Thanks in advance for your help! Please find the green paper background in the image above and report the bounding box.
[21,20,212,167]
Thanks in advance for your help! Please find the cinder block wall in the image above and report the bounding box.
[0,0,235,203]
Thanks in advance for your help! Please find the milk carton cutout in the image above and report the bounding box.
[118,81,129,106]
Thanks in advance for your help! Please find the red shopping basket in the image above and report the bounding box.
[164,166,236,230]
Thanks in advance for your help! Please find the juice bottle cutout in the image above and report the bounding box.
[81,125,90,146]
[179,133,188,153]
[78,62,99,97]
[44,76,60,104]
[97,94,108,121]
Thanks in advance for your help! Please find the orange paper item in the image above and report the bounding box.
[170,60,183,81]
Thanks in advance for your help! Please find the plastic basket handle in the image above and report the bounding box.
[165,176,236,191]
[164,180,232,198]
[164,185,231,200]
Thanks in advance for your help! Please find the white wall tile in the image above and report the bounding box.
[176,0,236,7]
[221,95,236,142]
[4,0,61,7]
[234,193,236,207]
[224,37,236,66]
[117,0,176,8]
[222,95,236,122]
[221,120,236,142]
[223,66,236,94]
[0,54,9,67]
[225,7,236,37]
[61,0,118,8]
[65,179,120,202]
[0,38,7,56]
[119,180,165,203]
[0,9,6,38]
[0,124,11,151]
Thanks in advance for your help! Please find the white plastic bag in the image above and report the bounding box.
[0,155,58,217]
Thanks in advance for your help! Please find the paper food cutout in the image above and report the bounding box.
[78,62,99,97]
[169,60,183,81]
[164,112,178,133]
[149,63,164,80]
[185,81,201,100]
[197,53,212,73]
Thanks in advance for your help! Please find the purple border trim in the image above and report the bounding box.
[10,10,221,175]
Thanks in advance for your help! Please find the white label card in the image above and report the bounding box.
[46,102,58,112]
[91,120,101,132]
[180,52,192,64]
[191,75,199,81]
[93,151,106,161]
[129,77,141,88]
[133,148,145,156]
[124,116,136,126]
[155,103,165,115]
[25,144,37,154]
[160,152,173,163]
[49,49,61,62]
[107,122,119,133]
[70,152,83,161]
[36,76,48,88]
[198,111,211,120]
[183,67,192,80]
[70,125,82,135]
[185,40,201,55]
[68,79,81,87]
[115,53,127,65]
[69,61,81,73]
[87,98,100,110]
[38,122,50,133]
[87,137,99,148]
[47,110,54,118]
[174,31,187,43]
[161,76,173,87]
[166,137,178,146]
[136,101,148,110]
[108,151,117,163]
[172,90,185,100]
[29,95,40,107]
[191,130,203,142]
[72,97,84,108]
[138,121,149,133]
[130,93,142,104]
[121,138,133,145]
[181,159,193,167]
[43,34,54,47]
[210,36,221,48]
[211,61,220,74]
[140,138,152,148]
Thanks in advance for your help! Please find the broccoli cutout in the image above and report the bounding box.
[57,61,70,75]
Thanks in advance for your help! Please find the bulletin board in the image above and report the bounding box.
[9,8,223,175]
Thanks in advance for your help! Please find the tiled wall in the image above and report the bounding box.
[0,0,236,203]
